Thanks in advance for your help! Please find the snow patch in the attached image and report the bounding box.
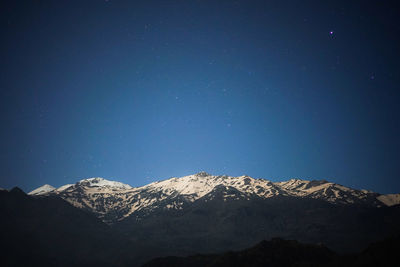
[377,194,400,206]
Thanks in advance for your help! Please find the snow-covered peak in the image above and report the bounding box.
[275,178,380,205]
[77,177,132,190]
[28,184,56,195]
[28,178,132,197]
[140,173,277,200]
[140,173,377,205]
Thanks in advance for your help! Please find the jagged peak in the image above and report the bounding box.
[79,177,106,183]
[10,187,27,196]
[278,178,308,184]
[77,177,132,189]
[275,178,309,188]
[195,171,211,177]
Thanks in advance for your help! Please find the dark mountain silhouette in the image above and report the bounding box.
[142,238,337,267]
[348,235,400,267]
[0,188,149,267]
[142,236,400,267]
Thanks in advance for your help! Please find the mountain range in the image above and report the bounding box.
[28,172,399,224]
[2,172,400,266]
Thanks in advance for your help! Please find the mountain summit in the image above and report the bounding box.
[28,184,56,195]
[76,177,132,190]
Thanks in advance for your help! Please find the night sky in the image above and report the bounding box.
[1,1,399,194]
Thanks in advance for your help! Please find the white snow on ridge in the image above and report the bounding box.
[57,184,74,191]
[275,178,376,204]
[28,173,381,205]
[28,178,132,196]
[77,177,132,190]
[139,173,278,201]
[28,184,56,195]
[27,173,397,224]
[275,178,310,191]
[377,194,400,206]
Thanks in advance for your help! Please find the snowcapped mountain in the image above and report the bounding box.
[275,178,380,205]
[28,172,398,224]
[28,177,131,195]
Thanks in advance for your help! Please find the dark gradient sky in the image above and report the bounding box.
[1,1,399,193]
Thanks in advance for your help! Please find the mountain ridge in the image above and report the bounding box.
[4,173,400,262]
[3,185,399,265]
[26,172,399,224]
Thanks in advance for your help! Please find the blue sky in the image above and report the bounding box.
[1,1,399,193]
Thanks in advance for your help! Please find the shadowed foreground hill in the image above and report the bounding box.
[349,235,400,267]
[142,236,400,267]
[0,188,146,267]
[142,238,337,267]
